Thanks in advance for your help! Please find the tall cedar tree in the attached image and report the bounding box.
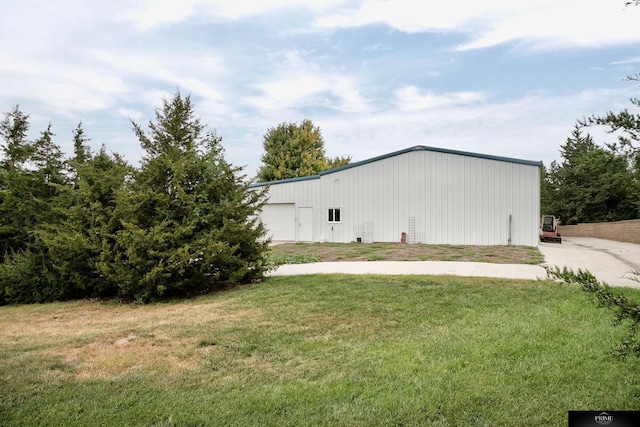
[581,74,640,213]
[543,125,637,224]
[256,119,350,182]
[38,124,130,300]
[101,92,270,302]
[0,106,33,259]
[0,109,71,303]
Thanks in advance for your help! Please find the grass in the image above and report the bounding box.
[2,275,639,426]
[267,242,544,265]
[265,253,321,266]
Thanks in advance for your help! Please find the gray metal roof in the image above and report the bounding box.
[250,145,542,188]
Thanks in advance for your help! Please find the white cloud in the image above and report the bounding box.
[121,0,221,30]
[315,0,512,33]
[0,53,128,117]
[251,75,328,108]
[124,0,349,30]
[611,56,640,65]
[2,0,639,181]
[332,78,373,113]
[127,0,639,54]
[394,86,487,111]
[315,86,637,175]
[314,0,640,51]
[248,73,374,116]
[245,48,373,116]
[93,50,226,99]
[456,2,640,51]
[116,108,145,121]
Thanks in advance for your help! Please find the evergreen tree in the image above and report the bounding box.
[0,105,32,171]
[0,113,67,259]
[0,113,71,303]
[576,68,640,223]
[0,107,32,259]
[539,163,554,215]
[71,122,91,168]
[39,127,130,299]
[101,92,269,302]
[581,74,640,156]
[544,125,637,224]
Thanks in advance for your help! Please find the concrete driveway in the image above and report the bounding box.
[539,237,640,289]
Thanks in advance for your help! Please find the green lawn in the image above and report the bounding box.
[1,275,639,426]
[267,242,544,265]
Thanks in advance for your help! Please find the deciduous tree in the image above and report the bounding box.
[256,119,350,182]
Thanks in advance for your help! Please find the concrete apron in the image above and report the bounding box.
[538,237,640,289]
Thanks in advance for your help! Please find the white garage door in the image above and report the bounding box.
[261,203,296,241]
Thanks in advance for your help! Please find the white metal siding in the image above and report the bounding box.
[258,148,540,246]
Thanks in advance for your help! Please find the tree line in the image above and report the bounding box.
[0,89,351,304]
[0,92,271,304]
[541,75,640,224]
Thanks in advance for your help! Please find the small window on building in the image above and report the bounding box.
[328,208,341,223]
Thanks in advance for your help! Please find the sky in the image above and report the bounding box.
[1,0,639,179]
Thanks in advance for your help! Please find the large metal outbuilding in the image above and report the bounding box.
[251,145,541,246]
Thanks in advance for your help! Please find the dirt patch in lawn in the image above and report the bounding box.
[268,242,543,265]
[1,300,263,380]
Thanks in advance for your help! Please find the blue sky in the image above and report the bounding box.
[2,0,639,178]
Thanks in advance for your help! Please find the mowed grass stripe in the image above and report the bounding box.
[1,275,639,426]
[267,242,544,264]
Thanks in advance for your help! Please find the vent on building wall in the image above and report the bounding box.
[354,223,374,243]
[353,225,364,243]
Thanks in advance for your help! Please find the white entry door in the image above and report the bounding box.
[298,207,313,242]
